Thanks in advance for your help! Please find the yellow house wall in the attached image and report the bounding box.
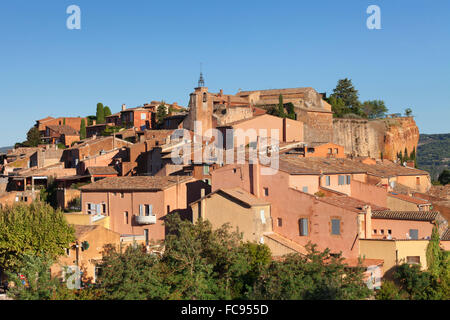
[386,196,419,211]
[64,213,111,229]
[359,240,397,273]
[395,240,429,270]
[191,193,271,243]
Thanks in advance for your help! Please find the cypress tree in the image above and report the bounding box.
[104,106,112,118]
[278,94,285,117]
[96,103,105,124]
[80,119,86,140]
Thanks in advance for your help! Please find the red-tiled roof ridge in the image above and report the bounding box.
[263,232,307,255]
[372,210,440,221]
[79,175,193,192]
[388,192,430,205]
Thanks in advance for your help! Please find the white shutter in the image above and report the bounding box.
[139,205,143,216]
[260,210,266,224]
[149,205,153,216]
[96,204,101,215]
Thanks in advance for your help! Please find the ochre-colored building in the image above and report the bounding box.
[51,225,121,283]
[79,176,199,244]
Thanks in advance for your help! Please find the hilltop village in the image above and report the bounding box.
[1,75,449,289]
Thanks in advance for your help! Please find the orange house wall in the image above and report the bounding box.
[371,219,434,240]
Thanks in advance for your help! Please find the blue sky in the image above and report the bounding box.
[0,0,449,146]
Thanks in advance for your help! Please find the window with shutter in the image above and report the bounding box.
[326,176,330,186]
[409,229,419,240]
[331,219,341,235]
[299,218,308,236]
[338,176,344,185]
[260,210,266,224]
[346,175,351,185]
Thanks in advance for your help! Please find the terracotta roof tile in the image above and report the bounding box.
[263,232,307,255]
[46,125,78,136]
[388,192,430,205]
[372,210,439,221]
[318,195,388,213]
[440,228,450,241]
[86,166,118,176]
[80,175,193,192]
[220,188,270,207]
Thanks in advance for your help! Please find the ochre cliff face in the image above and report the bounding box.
[382,117,420,161]
[332,117,419,161]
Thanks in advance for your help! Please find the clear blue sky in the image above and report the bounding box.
[1,0,449,147]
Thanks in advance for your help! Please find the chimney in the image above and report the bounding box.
[122,104,126,111]
[250,140,261,197]
[219,89,223,96]
[200,188,206,220]
[364,205,372,239]
[92,119,96,125]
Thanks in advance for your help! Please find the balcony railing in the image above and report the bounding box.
[135,215,156,225]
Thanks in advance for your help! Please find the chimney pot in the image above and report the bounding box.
[122,104,126,111]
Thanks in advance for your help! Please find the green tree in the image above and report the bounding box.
[394,264,437,300]
[329,78,362,117]
[96,103,105,124]
[410,147,417,168]
[103,106,112,118]
[277,94,285,117]
[249,243,371,300]
[285,102,296,120]
[375,281,404,300]
[361,100,388,119]
[24,127,42,147]
[0,202,75,272]
[40,177,58,208]
[156,103,168,127]
[426,226,442,278]
[162,215,251,300]
[96,244,169,300]
[405,108,413,116]
[80,119,86,140]
[404,147,409,162]
[327,96,347,118]
[438,169,450,185]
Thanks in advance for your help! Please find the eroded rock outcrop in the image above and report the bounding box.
[332,117,419,161]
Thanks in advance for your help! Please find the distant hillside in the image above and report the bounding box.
[417,133,450,181]
[0,146,12,154]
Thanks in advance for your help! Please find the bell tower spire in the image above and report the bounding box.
[198,63,205,87]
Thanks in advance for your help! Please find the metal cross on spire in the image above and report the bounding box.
[198,63,205,87]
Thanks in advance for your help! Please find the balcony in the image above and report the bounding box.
[135,215,156,225]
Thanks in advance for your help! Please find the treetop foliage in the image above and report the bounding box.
[0,202,75,272]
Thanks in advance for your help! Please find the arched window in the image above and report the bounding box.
[203,92,207,103]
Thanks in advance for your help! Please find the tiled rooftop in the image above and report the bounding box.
[80,175,193,192]
[372,210,439,221]
[220,188,270,207]
[46,125,78,136]
[86,166,118,176]
[277,155,429,177]
[74,225,99,238]
[190,187,270,208]
[317,195,388,213]
[388,192,430,205]
[441,228,450,241]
